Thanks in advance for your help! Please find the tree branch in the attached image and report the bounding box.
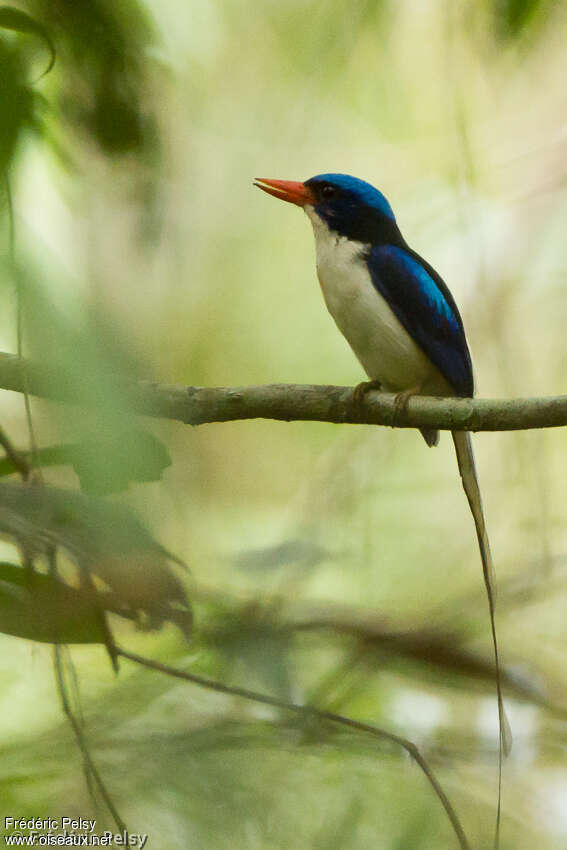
[0,351,566,433]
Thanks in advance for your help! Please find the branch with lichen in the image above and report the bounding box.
[0,351,565,433]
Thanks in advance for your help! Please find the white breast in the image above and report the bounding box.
[305,207,449,395]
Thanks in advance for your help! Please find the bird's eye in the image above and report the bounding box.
[321,185,336,200]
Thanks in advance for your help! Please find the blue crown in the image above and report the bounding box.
[307,173,396,222]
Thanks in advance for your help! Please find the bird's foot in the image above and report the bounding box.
[392,387,420,426]
[352,379,382,407]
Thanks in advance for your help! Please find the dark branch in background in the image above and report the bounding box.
[0,351,565,433]
[117,646,472,850]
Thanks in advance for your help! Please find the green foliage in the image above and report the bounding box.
[0,34,36,174]
[0,561,108,643]
[30,0,157,156]
[493,0,552,39]
[0,6,55,184]
[0,482,191,640]
[0,6,55,76]
[0,429,172,494]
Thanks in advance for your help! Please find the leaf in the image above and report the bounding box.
[493,0,551,41]
[70,429,172,495]
[0,6,56,77]
[0,562,107,644]
[0,429,172,495]
[0,39,36,173]
[0,483,192,641]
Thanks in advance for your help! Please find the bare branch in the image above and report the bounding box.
[0,350,566,433]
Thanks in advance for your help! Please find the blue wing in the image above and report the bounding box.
[366,244,474,396]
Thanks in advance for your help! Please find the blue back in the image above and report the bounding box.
[366,244,474,396]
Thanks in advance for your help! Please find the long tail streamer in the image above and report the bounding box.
[452,430,512,849]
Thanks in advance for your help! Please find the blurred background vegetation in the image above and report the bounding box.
[1,0,567,847]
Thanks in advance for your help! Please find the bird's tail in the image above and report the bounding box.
[420,427,439,447]
[452,430,512,844]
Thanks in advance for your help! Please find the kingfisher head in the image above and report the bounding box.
[254,173,403,245]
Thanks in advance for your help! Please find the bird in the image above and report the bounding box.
[255,172,510,838]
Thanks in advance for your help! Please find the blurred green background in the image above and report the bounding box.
[1,0,567,847]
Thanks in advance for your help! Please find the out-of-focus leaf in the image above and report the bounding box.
[0,480,167,557]
[70,429,172,494]
[0,561,106,643]
[0,482,192,640]
[7,262,182,565]
[0,40,36,174]
[0,430,172,494]
[31,0,157,157]
[14,262,155,431]
[493,0,552,40]
[0,6,55,77]
[14,261,177,491]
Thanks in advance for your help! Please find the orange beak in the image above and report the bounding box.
[254,178,315,207]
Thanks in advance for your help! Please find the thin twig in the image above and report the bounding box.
[117,646,472,850]
[53,647,127,833]
[47,547,125,834]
